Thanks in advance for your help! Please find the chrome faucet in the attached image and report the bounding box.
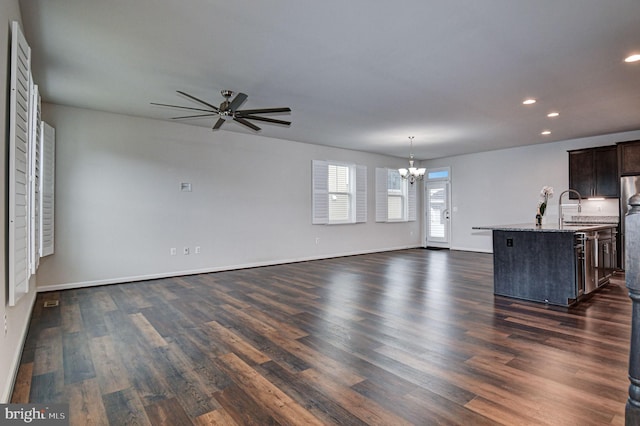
[558,189,582,228]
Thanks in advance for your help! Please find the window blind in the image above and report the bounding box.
[312,160,329,224]
[29,83,41,273]
[40,122,55,257]
[375,168,388,222]
[355,165,367,223]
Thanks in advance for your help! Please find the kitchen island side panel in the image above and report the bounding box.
[493,230,578,306]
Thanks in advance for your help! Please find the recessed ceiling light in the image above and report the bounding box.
[547,112,559,118]
[523,99,536,105]
[625,54,640,63]
[541,130,551,135]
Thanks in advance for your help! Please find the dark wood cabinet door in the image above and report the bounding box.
[618,140,640,176]
[569,146,618,198]
[594,146,618,197]
[569,149,594,198]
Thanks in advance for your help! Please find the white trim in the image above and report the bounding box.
[36,246,424,292]
[451,246,493,254]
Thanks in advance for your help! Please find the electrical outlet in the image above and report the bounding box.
[170,248,177,256]
[195,246,201,254]
[315,237,320,244]
[4,314,7,335]
[506,238,513,247]
[183,247,190,255]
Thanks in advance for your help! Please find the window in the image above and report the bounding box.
[376,168,417,222]
[312,160,366,224]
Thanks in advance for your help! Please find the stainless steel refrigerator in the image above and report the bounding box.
[620,176,640,269]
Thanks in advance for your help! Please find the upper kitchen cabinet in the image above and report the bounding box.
[618,140,640,176]
[568,146,618,199]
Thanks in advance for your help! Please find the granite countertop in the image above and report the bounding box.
[472,223,618,232]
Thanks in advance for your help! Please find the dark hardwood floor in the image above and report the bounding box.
[11,249,630,425]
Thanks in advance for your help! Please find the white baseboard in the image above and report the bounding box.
[451,246,493,254]
[37,245,423,292]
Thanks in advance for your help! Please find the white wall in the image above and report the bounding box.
[1,3,39,403]
[425,130,640,252]
[37,104,423,290]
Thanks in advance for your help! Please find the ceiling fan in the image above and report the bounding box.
[151,89,291,131]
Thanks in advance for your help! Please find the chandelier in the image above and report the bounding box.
[398,136,426,184]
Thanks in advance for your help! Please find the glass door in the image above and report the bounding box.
[426,180,450,247]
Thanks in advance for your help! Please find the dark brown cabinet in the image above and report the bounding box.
[618,140,640,176]
[568,146,618,198]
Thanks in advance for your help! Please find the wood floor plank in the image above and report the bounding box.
[10,362,33,403]
[62,331,96,385]
[144,396,193,426]
[102,387,151,426]
[88,335,130,394]
[33,326,62,375]
[13,249,631,425]
[203,320,271,365]
[61,302,83,334]
[217,352,325,426]
[194,408,240,426]
[66,378,108,426]
[213,384,277,425]
[300,368,413,426]
[129,312,168,347]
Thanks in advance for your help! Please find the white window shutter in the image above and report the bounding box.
[355,165,367,223]
[408,181,417,221]
[312,160,329,224]
[9,21,32,306]
[375,168,388,222]
[40,122,55,257]
[29,83,41,273]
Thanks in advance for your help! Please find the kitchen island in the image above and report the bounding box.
[473,222,617,306]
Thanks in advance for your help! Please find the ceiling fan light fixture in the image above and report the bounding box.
[152,89,291,132]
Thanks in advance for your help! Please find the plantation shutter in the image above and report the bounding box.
[375,168,388,222]
[408,181,417,221]
[40,122,55,257]
[29,83,41,272]
[355,165,367,223]
[9,21,32,306]
[312,160,329,224]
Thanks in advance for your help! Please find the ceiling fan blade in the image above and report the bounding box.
[236,107,291,115]
[239,115,291,126]
[170,113,219,120]
[212,117,225,130]
[233,116,261,131]
[228,92,248,112]
[150,102,213,113]
[176,90,219,111]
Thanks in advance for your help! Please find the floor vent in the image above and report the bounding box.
[43,300,59,308]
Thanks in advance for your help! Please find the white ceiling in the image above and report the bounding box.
[18,0,640,159]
